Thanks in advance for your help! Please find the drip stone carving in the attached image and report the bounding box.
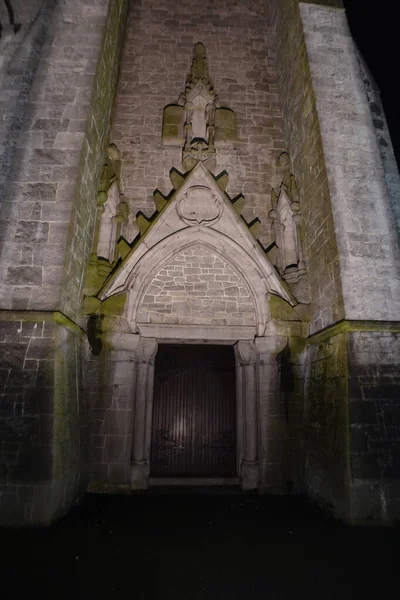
[268,152,306,284]
[162,42,236,172]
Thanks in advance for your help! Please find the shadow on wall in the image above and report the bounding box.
[0,0,21,37]
[343,0,400,169]
[0,0,54,248]
[277,342,294,422]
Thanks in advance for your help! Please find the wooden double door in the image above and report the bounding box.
[150,344,236,477]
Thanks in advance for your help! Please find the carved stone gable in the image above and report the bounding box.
[84,162,296,337]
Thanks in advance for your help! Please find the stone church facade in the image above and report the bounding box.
[1,0,399,526]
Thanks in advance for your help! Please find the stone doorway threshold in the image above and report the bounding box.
[149,477,239,487]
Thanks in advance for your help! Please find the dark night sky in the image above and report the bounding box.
[343,0,399,167]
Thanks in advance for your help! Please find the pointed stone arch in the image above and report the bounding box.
[136,241,257,328]
[105,226,286,337]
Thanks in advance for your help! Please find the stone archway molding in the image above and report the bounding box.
[100,227,294,337]
[92,161,295,337]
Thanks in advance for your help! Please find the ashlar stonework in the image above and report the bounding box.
[137,246,257,327]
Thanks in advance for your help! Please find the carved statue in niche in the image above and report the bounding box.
[268,152,306,284]
[84,143,128,296]
[162,42,236,172]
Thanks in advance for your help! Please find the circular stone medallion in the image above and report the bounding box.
[177,185,222,226]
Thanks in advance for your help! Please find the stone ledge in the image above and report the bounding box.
[307,319,400,345]
[137,323,257,341]
[299,0,343,7]
[0,309,85,335]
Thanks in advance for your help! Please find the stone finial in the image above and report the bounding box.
[162,43,236,172]
[189,42,209,84]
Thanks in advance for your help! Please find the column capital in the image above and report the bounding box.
[255,335,287,358]
[234,340,257,365]
[135,337,158,365]
[102,332,140,353]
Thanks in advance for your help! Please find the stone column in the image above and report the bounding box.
[130,338,158,490]
[235,340,259,490]
[96,333,140,489]
[255,336,287,491]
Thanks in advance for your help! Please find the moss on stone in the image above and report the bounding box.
[99,293,127,316]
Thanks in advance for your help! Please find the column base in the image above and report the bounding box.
[130,460,149,490]
[240,460,259,490]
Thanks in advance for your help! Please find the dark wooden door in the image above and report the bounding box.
[150,344,236,477]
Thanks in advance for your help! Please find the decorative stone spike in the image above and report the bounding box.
[232,194,245,215]
[249,218,261,239]
[153,190,167,211]
[289,174,299,201]
[271,188,278,208]
[170,168,185,189]
[136,213,151,235]
[265,242,278,265]
[117,238,131,259]
[216,171,229,191]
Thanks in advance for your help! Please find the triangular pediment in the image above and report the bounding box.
[95,163,295,313]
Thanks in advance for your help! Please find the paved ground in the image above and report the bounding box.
[1,490,399,599]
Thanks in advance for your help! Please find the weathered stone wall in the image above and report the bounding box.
[268,1,400,523]
[302,331,350,519]
[299,3,400,322]
[0,0,129,525]
[257,338,305,494]
[0,317,54,524]
[302,325,400,524]
[138,246,256,327]
[110,0,286,248]
[268,0,344,335]
[269,0,400,328]
[87,348,135,490]
[0,0,45,71]
[0,0,128,320]
[303,333,350,518]
[348,329,400,523]
[0,315,85,525]
[356,51,400,241]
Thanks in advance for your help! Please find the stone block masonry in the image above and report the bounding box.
[299,3,400,324]
[0,0,129,324]
[0,314,86,525]
[348,330,400,522]
[0,0,129,525]
[137,247,256,327]
[269,1,400,523]
[1,0,400,527]
[111,0,287,248]
[269,0,345,335]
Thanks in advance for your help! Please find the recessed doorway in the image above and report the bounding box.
[150,344,236,478]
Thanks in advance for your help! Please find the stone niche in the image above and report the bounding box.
[268,152,307,285]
